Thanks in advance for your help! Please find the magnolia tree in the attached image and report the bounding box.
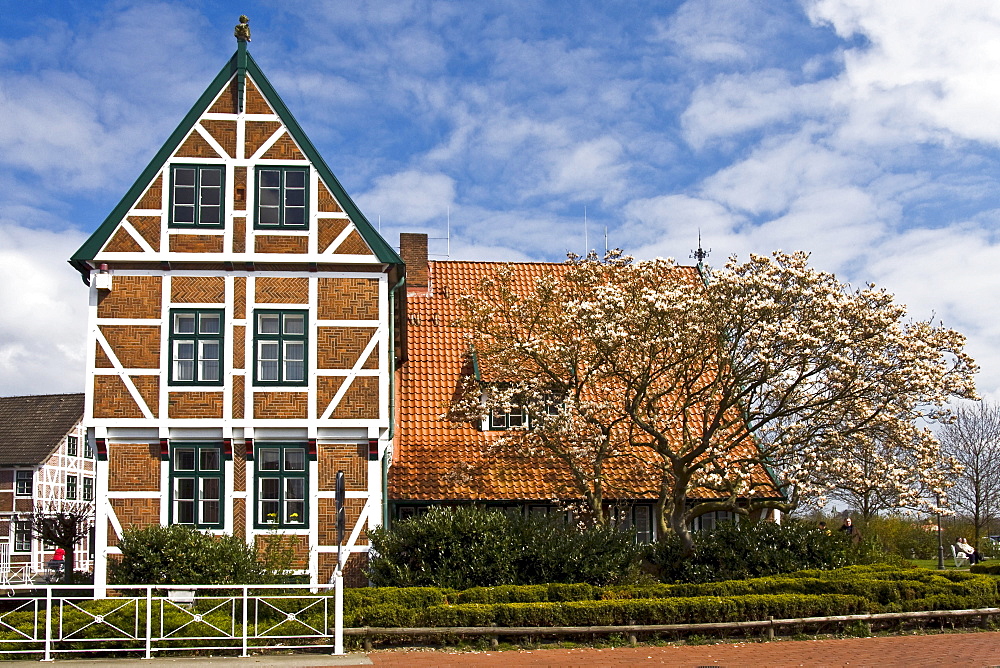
[453,251,977,551]
[450,253,643,524]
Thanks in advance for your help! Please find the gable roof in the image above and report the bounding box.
[70,46,401,276]
[389,260,779,503]
[0,393,83,466]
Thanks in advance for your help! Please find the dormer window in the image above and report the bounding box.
[490,406,526,430]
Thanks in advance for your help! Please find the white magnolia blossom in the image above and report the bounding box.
[451,250,977,548]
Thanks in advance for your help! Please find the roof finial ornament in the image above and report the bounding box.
[235,15,251,42]
[690,229,711,264]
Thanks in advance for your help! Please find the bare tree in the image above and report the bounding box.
[939,401,1000,550]
[21,502,94,583]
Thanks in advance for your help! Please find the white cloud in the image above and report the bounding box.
[0,223,87,396]
[356,170,456,226]
[808,0,1000,145]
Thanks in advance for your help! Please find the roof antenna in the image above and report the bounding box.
[584,206,589,255]
[428,206,452,259]
[604,225,608,256]
[690,229,711,265]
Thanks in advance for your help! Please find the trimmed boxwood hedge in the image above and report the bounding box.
[343,565,1000,628]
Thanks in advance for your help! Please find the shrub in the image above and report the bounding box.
[646,520,850,583]
[367,507,644,588]
[970,562,1000,575]
[109,524,289,585]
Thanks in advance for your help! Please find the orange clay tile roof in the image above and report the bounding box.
[388,260,779,502]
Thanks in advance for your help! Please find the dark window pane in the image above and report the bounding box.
[174,186,196,205]
[176,477,196,499]
[260,478,280,499]
[260,171,280,188]
[201,187,221,206]
[174,205,195,223]
[175,449,196,471]
[200,206,221,224]
[261,500,280,522]
[174,169,196,186]
[284,208,305,226]
[259,189,280,206]
[201,169,221,186]
[200,449,220,471]
[202,501,219,525]
[259,449,280,471]
[285,449,305,471]
[286,501,305,523]
[201,477,220,500]
[176,500,195,524]
[259,207,280,225]
[285,189,305,207]
[285,170,305,188]
[285,477,305,500]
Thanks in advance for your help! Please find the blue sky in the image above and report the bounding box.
[3,0,1000,399]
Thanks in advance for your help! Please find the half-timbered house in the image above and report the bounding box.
[71,35,403,593]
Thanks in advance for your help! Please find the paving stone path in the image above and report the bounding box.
[369,631,1000,667]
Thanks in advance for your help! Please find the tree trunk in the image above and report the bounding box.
[63,545,74,584]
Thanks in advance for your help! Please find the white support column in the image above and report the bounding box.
[92,443,109,598]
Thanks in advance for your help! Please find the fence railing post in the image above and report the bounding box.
[242,587,249,658]
[42,586,52,662]
[145,587,153,659]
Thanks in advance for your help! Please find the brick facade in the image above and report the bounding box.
[317,328,378,369]
[255,235,309,254]
[108,444,160,492]
[97,276,161,319]
[331,377,379,420]
[99,325,160,368]
[168,392,224,419]
[171,276,225,304]
[255,276,309,303]
[169,234,225,253]
[317,278,379,320]
[253,392,308,419]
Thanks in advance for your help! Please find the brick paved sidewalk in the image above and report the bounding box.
[369,631,1000,667]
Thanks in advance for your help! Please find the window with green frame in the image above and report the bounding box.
[67,435,78,457]
[255,443,307,528]
[254,311,307,385]
[255,167,308,229]
[12,522,31,553]
[170,165,224,228]
[168,310,223,385]
[170,443,223,528]
[82,477,94,501]
[66,475,77,500]
[84,438,93,459]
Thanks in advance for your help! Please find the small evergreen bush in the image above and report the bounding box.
[367,506,644,588]
[646,520,850,583]
[109,524,292,585]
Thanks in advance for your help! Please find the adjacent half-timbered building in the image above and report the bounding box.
[0,393,94,574]
[70,38,403,593]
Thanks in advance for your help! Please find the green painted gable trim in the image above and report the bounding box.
[70,54,237,275]
[70,48,401,277]
[244,52,401,265]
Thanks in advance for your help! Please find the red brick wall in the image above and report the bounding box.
[108,443,160,492]
[171,276,225,303]
[255,236,308,254]
[97,276,161,319]
[317,443,367,491]
[317,278,378,320]
[94,376,144,418]
[331,377,379,420]
[99,325,160,368]
[253,392,308,419]
[169,235,224,253]
[316,328,377,369]
[255,277,309,303]
[168,392,224,418]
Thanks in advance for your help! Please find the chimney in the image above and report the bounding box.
[400,233,429,293]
